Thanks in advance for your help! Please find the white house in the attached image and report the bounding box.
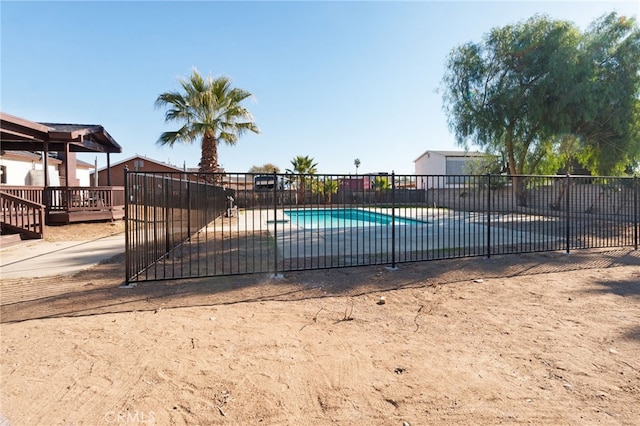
[75,159,94,186]
[1,151,61,186]
[414,150,488,189]
[0,150,94,186]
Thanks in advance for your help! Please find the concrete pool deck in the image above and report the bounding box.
[208,207,564,261]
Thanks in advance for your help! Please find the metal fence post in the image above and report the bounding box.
[634,175,638,250]
[565,173,571,254]
[391,171,396,269]
[273,170,279,276]
[124,169,130,284]
[486,173,491,258]
[186,175,191,242]
[165,175,171,254]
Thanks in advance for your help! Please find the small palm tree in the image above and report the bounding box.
[354,158,361,175]
[155,69,260,181]
[286,155,318,205]
[312,177,339,204]
[372,176,390,203]
[372,176,390,191]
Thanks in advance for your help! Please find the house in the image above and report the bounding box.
[338,173,392,191]
[1,151,61,186]
[96,159,254,190]
[0,150,95,186]
[414,150,488,189]
[91,155,184,187]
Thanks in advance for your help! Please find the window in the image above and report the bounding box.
[0,165,6,184]
[254,175,282,191]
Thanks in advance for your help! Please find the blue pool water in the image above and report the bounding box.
[283,208,427,229]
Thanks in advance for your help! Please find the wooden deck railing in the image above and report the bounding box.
[0,186,125,225]
[0,191,45,239]
[45,186,125,223]
[0,186,44,204]
[45,186,124,211]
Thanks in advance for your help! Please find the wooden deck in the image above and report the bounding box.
[45,186,125,224]
[0,186,125,236]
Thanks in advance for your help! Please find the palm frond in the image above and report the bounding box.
[218,131,239,145]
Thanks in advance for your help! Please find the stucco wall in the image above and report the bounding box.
[0,157,60,186]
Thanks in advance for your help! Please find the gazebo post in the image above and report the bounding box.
[64,141,71,188]
[107,153,112,186]
[43,139,50,214]
[43,139,49,187]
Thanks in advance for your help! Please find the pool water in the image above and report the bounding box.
[283,208,426,229]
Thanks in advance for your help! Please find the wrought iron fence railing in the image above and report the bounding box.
[125,172,639,284]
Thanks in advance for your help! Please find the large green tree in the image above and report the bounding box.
[155,69,260,179]
[571,14,640,175]
[248,163,280,173]
[442,15,579,204]
[442,13,640,203]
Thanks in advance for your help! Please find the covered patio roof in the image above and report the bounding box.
[0,112,122,154]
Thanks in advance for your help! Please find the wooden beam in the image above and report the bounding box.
[69,139,105,152]
[0,128,38,140]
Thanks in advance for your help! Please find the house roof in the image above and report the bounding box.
[0,150,95,168]
[94,154,183,173]
[0,150,62,164]
[414,150,487,163]
[76,158,95,169]
[0,112,123,154]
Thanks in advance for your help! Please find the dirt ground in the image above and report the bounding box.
[42,220,126,242]
[1,221,639,425]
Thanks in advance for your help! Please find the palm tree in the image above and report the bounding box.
[287,155,318,175]
[372,176,390,203]
[154,69,260,181]
[311,177,339,204]
[286,155,317,205]
[354,158,361,175]
[321,178,339,204]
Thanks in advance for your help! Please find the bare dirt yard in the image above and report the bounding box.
[1,221,639,425]
[42,221,126,242]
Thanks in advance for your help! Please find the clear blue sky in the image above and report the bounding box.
[2,1,638,175]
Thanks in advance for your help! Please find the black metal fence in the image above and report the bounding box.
[125,172,639,284]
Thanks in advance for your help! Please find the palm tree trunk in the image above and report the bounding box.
[297,176,306,205]
[200,133,219,183]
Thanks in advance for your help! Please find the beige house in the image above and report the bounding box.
[414,150,488,189]
[0,150,95,186]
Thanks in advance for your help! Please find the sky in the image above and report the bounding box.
[2,1,639,175]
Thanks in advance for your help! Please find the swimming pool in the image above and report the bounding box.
[283,208,427,229]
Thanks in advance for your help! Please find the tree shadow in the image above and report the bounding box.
[623,325,640,341]
[1,248,638,324]
[590,278,640,298]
